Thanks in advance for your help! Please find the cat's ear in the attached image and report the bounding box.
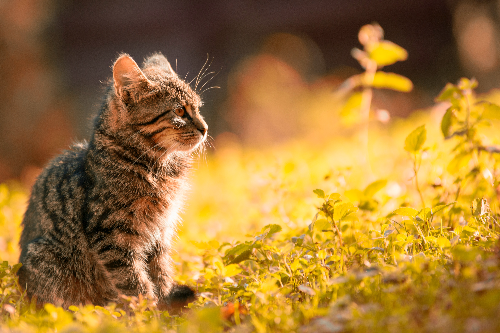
[113,54,151,101]
[143,53,176,76]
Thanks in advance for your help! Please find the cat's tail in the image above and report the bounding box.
[163,284,196,314]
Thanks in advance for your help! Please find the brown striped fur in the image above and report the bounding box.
[18,53,207,309]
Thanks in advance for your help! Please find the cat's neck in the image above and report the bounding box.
[86,131,192,197]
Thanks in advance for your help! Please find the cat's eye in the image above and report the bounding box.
[174,107,185,117]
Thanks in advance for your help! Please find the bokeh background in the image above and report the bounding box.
[1,0,500,184]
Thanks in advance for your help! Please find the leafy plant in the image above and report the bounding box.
[340,23,413,162]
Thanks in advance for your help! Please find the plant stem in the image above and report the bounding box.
[414,153,425,208]
[331,218,344,248]
[359,59,377,168]
[464,89,471,140]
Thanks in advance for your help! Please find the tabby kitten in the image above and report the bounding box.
[18,53,207,309]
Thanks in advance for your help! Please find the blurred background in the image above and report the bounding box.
[1,0,500,184]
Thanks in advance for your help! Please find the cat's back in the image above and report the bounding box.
[20,142,89,250]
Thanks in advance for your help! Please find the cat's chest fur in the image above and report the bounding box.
[85,156,187,252]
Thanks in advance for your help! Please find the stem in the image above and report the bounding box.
[359,59,377,168]
[464,90,471,140]
[330,218,344,248]
[414,153,425,208]
[448,182,462,229]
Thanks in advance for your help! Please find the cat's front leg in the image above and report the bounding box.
[98,247,156,301]
[147,244,175,304]
[148,245,195,312]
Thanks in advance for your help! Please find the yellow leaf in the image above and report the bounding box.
[404,125,426,153]
[224,264,242,277]
[393,207,418,217]
[372,72,413,92]
[340,92,363,125]
[368,41,408,66]
[437,237,451,248]
[68,305,79,312]
[290,258,302,271]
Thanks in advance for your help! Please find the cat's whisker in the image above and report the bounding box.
[194,55,213,92]
[197,72,216,93]
[197,67,218,93]
[200,86,221,95]
[189,57,207,86]
[196,56,211,84]
[197,71,219,94]
[199,142,208,166]
[204,134,215,148]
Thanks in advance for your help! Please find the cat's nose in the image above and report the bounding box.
[196,119,208,136]
[198,125,207,136]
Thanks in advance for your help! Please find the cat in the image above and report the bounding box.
[17,53,207,310]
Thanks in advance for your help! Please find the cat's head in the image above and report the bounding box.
[107,53,207,155]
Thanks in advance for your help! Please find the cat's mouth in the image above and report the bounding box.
[174,131,206,152]
[153,129,205,153]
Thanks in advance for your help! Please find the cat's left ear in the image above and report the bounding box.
[113,54,151,102]
[143,53,176,76]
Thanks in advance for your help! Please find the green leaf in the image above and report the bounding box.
[256,224,283,241]
[228,250,253,265]
[333,202,358,221]
[225,243,252,258]
[262,224,282,238]
[291,234,305,246]
[472,198,489,216]
[432,202,455,215]
[368,41,408,66]
[441,107,454,138]
[417,208,432,222]
[224,242,256,264]
[436,83,461,102]
[313,189,325,198]
[10,263,22,275]
[314,219,331,233]
[457,77,477,90]
[393,207,419,218]
[363,179,387,198]
[371,72,413,92]
[404,125,426,153]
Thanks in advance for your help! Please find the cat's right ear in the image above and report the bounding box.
[113,54,150,103]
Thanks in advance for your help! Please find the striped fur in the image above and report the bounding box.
[18,53,207,309]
